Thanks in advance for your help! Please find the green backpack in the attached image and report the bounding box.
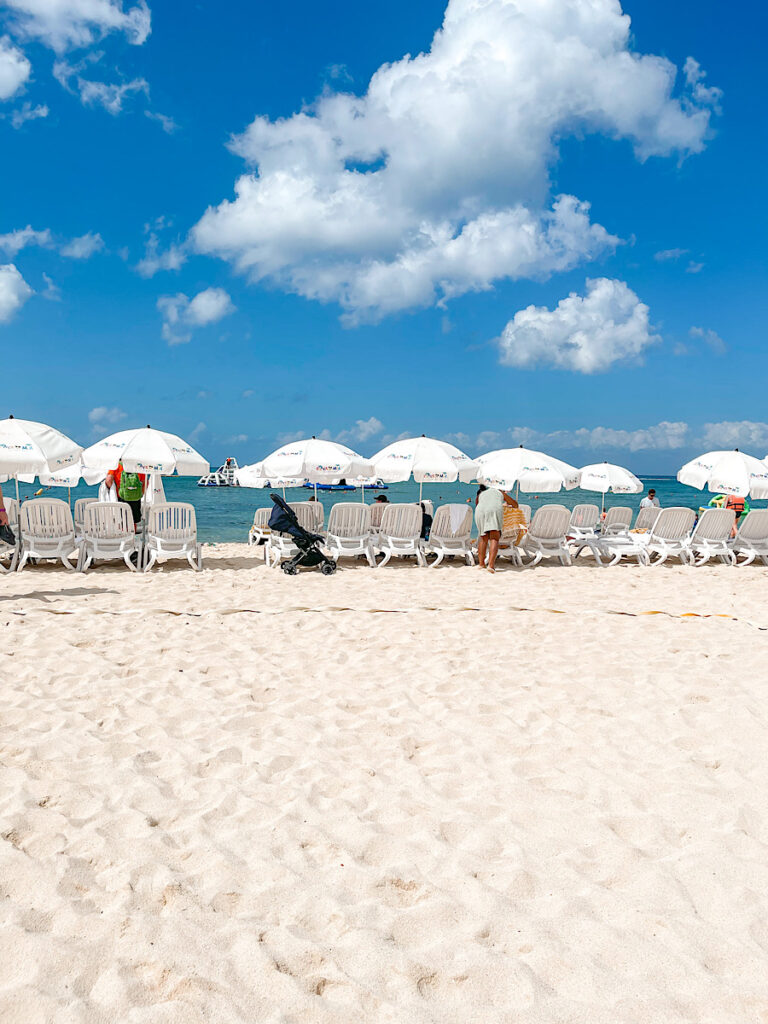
[119,471,142,501]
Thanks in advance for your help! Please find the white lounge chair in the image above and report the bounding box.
[425,504,474,567]
[729,508,768,566]
[644,507,697,565]
[248,507,271,547]
[518,503,532,525]
[309,501,324,530]
[0,496,19,573]
[685,508,735,566]
[603,506,633,536]
[18,498,78,571]
[143,502,202,572]
[78,501,138,572]
[325,503,375,566]
[74,497,99,540]
[568,504,600,539]
[370,502,387,532]
[518,505,572,566]
[635,506,661,531]
[265,502,317,568]
[376,504,426,567]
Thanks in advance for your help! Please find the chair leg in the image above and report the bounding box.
[365,545,376,567]
[378,548,392,568]
[465,547,475,566]
[430,549,444,568]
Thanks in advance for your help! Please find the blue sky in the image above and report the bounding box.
[1,0,765,472]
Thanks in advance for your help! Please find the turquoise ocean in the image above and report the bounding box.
[12,475,767,544]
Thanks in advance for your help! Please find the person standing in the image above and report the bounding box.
[98,471,119,503]
[475,484,517,573]
[116,462,145,529]
[639,488,660,510]
[0,483,8,528]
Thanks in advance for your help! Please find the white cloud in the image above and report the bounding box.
[3,0,151,52]
[224,433,248,445]
[54,59,148,114]
[9,100,48,127]
[145,109,177,133]
[60,231,104,259]
[654,247,688,262]
[192,0,718,322]
[41,272,61,301]
[157,287,235,345]
[0,263,33,322]
[497,278,658,373]
[0,34,30,99]
[88,405,126,425]
[449,421,690,455]
[700,421,768,452]
[135,233,186,277]
[0,224,52,256]
[686,260,704,274]
[690,325,725,354]
[189,421,206,442]
[336,416,384,444]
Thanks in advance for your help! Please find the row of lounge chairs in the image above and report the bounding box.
[0,497,201,573]
[250,500,768,568]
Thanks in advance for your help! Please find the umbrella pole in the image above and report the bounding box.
[419,481,423,503]
[314,482,318,501]
[362,483,365,504]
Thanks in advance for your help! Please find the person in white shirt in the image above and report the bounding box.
[639,488,660,509]
[98,471,119,503]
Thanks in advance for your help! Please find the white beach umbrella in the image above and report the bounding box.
[34,461,105,488]
[234,463,271,488]
[81,425,209,476]
[476,446,580,493]
[370,435,477,500]
[0,416,83,525]
[678,450,768,499]
[257,437,373,500]
[579,462,643,513]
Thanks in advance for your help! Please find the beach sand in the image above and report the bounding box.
[2,544,767,1023]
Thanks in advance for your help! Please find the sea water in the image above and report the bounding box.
[10,476,766,544]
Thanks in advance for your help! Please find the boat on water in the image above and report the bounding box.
[198,458,241,487]
[302,478,388,492]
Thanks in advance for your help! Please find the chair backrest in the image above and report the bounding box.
[380,503,421,540]
[74,496,98,528]
[286,502,316,532]
[648,507,696,541]
[370,503,388,529]
[3,496,18,527]
[430,504,472,541]
[603,506,632,529]
[529,504,570,540]
[147,502,197,540]
[20,498,74,538]
[502,505,527,538]
[420,499,434,519]
[252,507,271,528]
[327,503,371,537]
[519,503,532,524]
[635,506,661,530]
[84,501,133,538]
[569,504,600,529]
[691,507,735,543]
[309,502,324,528]
[735,507,768,541]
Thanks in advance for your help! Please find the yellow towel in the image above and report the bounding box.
[502,507,527,546]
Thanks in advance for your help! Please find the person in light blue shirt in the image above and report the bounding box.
[475,485,517,572]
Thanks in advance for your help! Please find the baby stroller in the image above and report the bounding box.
[267,493,337,575]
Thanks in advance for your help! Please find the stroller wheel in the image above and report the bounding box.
[320,561,337,575]
[282,563,299,575]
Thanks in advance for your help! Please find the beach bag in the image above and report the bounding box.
[119,472,142,501]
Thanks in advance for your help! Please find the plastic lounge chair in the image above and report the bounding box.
[248,507,271,547]
[729,508,768,566]
[325,503,375,566]
[644,507,697,565]
[0,497,19,573]
[265,501,316,568]
[602,506,633,536]
[18,498,78,571]
[568,504,600,539]
[78,501,139,572]
[370,503,387,532]
[519,503,532,524]
[426,504,474,567]
[634,506,661,532]
[309,501,324,530]
[376,504,426,567]
[519,505,572,566]
[143,502,202,572]
[685,508,735,566]
[74,497,99,540]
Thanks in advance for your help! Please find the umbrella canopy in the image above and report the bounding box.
[259,438,373,483]
[0,416,82,479]
[33,461,105,487]
[678,450,768,499]
[234,463,307,489]
[81,426,209,476]
[579,462,643,495]
[370,435,477,484]
[476,447,580,492]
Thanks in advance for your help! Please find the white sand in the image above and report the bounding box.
[2,545,768,1023]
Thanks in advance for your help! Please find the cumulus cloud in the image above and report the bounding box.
[449,420,690,455]
[497,278,658,373]
[0,224,52,256]
[145,109,177,133]
[654,247,688,262]
[135,233,186,277]
[88,405,126,425]
[336,416,384,444]
[0,33,29,99]
[60,231,104,259]
[700,421,768,452]
[157,287,235,345]
[0,263,33,322]
[3,0,151,52]
[689,325,725,354]
[9,100,48,127]
[192,0,718,322]
[54,58,147,113]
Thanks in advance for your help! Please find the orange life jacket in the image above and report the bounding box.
[726,495,745,515]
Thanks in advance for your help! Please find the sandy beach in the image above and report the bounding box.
[2,546,768,1023]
